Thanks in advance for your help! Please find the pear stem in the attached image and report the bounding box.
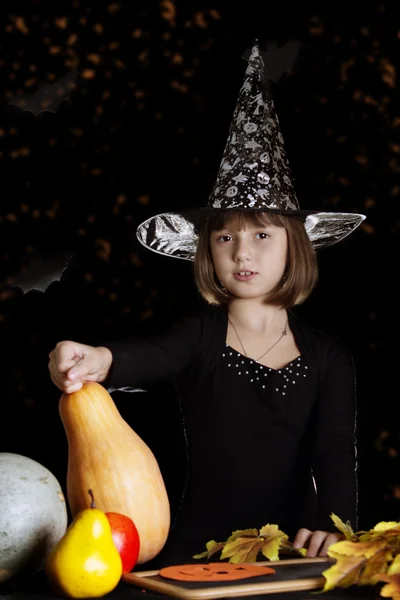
[88,488,96,508]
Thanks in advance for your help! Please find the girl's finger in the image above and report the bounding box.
[292,528,311,549]
[307,531,327,557]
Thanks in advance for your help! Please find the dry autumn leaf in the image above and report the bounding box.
[322,555,366,591]
[193,539,227,561]
[321,514,400,600]
[330,514,357,541]
[193,524,301,564]
[220,536,266,564]
[328,538,389,559]
[388,555,400,576]
[374,523,400,533]
[194,513,400,600]
[359,551,394,586]
[379,574,400,600]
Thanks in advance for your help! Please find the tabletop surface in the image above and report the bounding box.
[0,570,382,600]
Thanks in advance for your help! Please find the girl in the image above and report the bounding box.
[48,42,365,564]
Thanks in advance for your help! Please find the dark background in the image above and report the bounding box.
[1,0,399,537]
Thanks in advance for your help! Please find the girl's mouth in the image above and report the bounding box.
[233,271,257,281]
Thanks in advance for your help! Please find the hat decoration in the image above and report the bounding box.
[136,41,365,261]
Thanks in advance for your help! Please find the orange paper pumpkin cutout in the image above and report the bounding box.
[159,563,276,582]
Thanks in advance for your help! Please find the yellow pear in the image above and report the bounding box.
[45,490,122,598]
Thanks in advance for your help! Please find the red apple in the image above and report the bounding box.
[105,512,140,573]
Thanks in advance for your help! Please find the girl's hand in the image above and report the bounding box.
[292,528,343,557]
[48,341,113,394]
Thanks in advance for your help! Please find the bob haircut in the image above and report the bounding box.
[193,210,318,308]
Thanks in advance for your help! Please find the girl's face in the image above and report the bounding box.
[209,219,288,301]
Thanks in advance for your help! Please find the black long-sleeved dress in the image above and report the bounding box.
[104,304,358,566]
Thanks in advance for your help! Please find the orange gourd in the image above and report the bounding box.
[59,382,170,564]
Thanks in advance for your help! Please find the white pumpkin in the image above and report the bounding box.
[0,453,68,584]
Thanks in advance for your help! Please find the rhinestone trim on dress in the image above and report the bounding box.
[221,344,308,395]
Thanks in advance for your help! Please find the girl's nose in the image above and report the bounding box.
[233,239,251,262]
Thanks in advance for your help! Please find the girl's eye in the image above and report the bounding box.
[216,235,232,243]
[256,232,269,239]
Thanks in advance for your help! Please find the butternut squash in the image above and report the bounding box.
[59,382,170,564]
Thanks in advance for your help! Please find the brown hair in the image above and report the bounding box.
[193,210,318,308]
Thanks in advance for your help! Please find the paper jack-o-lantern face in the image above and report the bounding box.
[159,563,276,581]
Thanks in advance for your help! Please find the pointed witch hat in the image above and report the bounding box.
[136,41,365,261]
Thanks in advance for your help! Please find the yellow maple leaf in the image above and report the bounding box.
[373,522,400,533]
[221,537,265,563]
[260,537,282,562]
[193,525,291,564]
[259,524,289,561]
[193,540,225,560]
[379,574,400,600]
[317,515,400,598]
[327,539,388,560]
[359,550,393,586]
[387,554,400,575]
[359,529,400,548]
[259,524,288,541]
[227,528,259,541]
[330,513,358,541]
[322,555,366,591]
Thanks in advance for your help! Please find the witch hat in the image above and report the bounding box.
[136,41,365,261]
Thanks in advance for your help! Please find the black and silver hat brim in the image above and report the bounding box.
[136,209,366,262]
